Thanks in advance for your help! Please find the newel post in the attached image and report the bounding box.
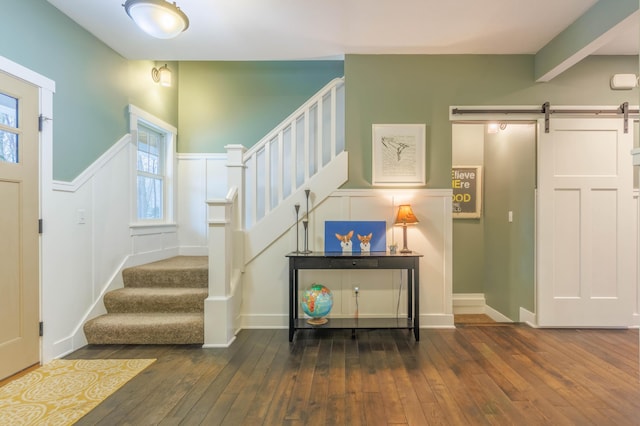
[203,145,245,348]
[206,191,235,298]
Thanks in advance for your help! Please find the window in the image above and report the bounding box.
[0,92,19,164]
[137,123,164,220]
[128,105,176,228]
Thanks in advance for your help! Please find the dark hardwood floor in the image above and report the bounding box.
[67,325,640,425]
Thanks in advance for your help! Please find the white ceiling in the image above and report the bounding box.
[46,0,638,61]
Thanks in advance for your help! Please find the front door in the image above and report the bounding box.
[537,117,634,326]
[0,70,40,379]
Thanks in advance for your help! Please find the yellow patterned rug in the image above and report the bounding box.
[0,358,155,426]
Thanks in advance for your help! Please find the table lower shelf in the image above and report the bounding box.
[294,317,414,330]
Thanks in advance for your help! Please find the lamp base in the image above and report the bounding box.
[400,224,411,253]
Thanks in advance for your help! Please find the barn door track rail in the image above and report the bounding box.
[452,102,637,133]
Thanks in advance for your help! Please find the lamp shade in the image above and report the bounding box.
[124,0,189,39]
[394,204,418,225]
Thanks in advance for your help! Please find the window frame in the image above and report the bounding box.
[128,105,177,233]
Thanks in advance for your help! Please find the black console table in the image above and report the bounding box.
[286,251,422,342]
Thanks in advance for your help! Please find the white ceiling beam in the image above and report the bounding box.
[534,0,639,82]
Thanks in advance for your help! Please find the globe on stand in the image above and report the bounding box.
[300,284,333,325]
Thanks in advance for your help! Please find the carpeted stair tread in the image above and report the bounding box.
[84,256,209,345]
[123,256,208,288]
[104,288,208,313]
[84,313,204,345]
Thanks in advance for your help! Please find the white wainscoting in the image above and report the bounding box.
[241,188,455,329]
[42,135,180,361]
[177,153,228,255]
[41,147,640,362]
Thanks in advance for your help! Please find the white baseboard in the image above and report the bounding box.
[50,337,74,361]
[452,293,486,314]
[632,313,640,327]
[419,313,455,328]
[202,336,236,349]
[454,293,537,324]
[485,305,513,323]
[242,314,288,329]
[519,307,537,327]
[240,313,455,329]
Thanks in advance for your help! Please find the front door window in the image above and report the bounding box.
[0,92,19,164]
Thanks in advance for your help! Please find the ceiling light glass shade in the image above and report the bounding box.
[123,0,189,39]
[158,66,171,86]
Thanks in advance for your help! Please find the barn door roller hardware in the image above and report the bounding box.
[452,102,637,133]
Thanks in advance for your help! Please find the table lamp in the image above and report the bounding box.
[394,204,419,253]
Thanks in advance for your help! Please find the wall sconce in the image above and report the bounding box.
[151,64,171,87]
[394,204,419,253]
[123,0,190,39]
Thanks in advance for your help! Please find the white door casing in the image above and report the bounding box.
[537,117,635,327]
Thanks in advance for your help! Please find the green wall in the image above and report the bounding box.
[177,61,344,152]
[483,125,536,319]
[1,0,178,181]
[452,124,485,294]
[346,54,637,319]
[2,3,638,319]
[452,124,536,318]
[344,54,638,189]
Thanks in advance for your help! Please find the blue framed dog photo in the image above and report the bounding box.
[324,221,387,253]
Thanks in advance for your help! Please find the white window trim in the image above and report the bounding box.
[128,104,177,233]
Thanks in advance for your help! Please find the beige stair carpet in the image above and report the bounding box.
[84,256,208,345]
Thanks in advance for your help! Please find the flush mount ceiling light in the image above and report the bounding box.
[123,0,189,39]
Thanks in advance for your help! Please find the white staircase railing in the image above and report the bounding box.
[243,77,345,229]
[206,78,347,343]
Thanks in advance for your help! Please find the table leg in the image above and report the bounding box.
[414,262,420,341]
[407,269,413,319]
[289,263,296,342]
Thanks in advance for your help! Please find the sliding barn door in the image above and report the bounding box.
[537,117,634,327]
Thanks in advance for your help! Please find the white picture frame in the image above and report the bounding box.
[372,124,426,186]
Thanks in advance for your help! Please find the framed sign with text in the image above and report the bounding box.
[452,166,482,219]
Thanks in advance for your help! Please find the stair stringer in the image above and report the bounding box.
[244,150,349,263]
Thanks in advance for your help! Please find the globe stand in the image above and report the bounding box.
[307,317,328,326]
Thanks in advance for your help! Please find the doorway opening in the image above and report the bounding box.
[452,122,536,322]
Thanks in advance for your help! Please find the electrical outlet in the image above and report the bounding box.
[353,286,359,297]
